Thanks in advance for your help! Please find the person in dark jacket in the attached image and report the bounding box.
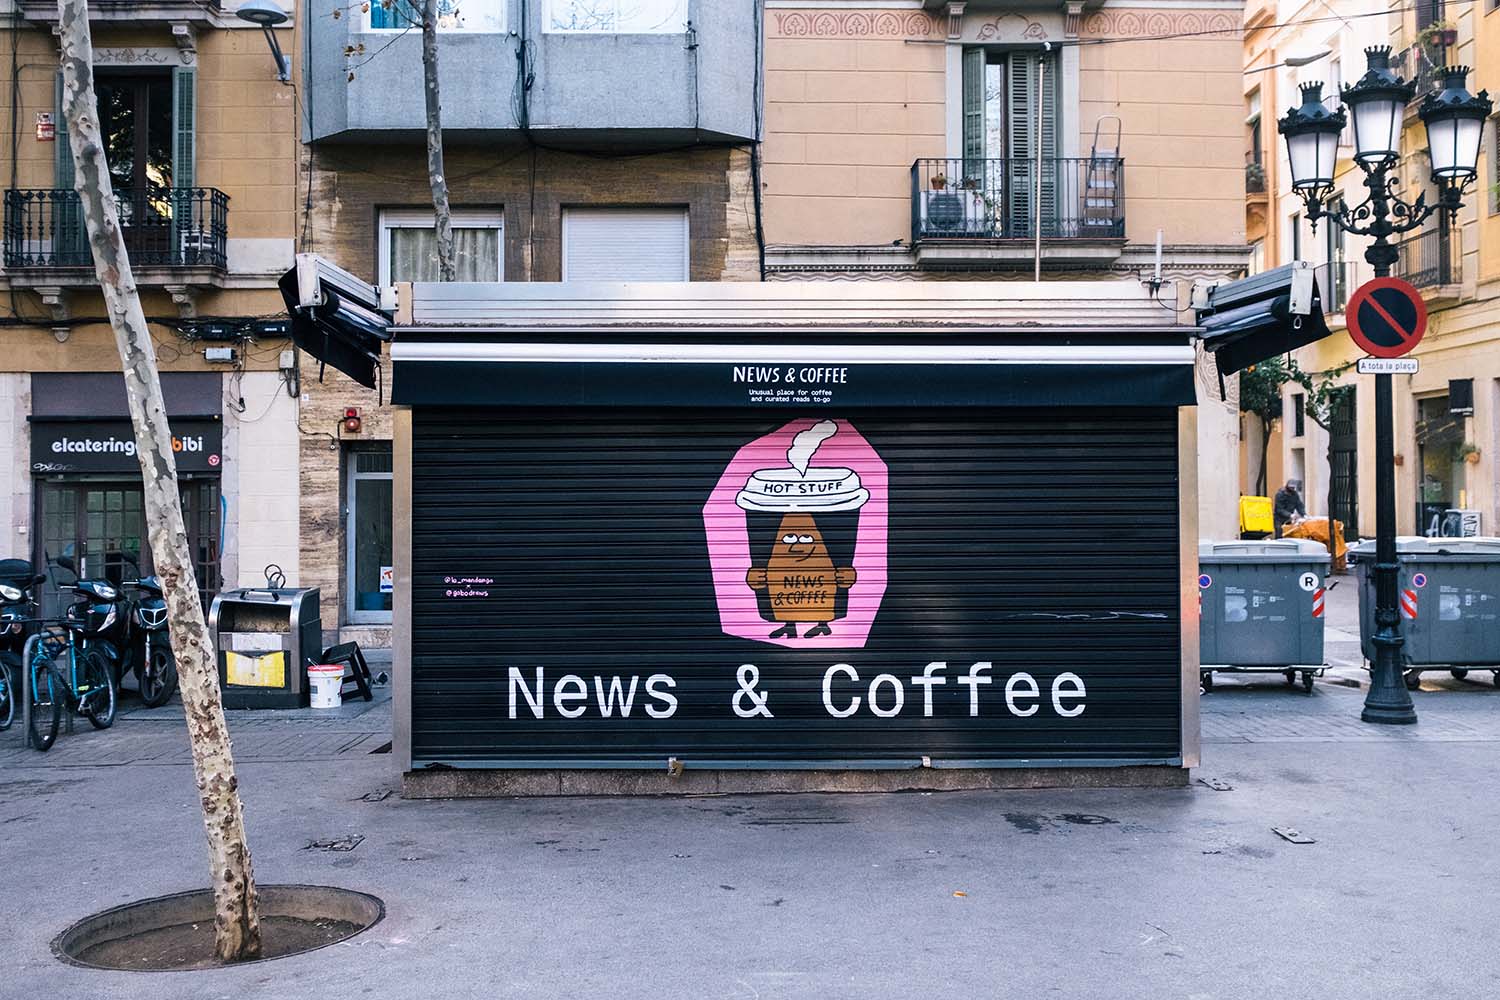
[1273,479,1306,538]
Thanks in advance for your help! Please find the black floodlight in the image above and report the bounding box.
[1195,262,1332,376]
[278,255,392,390]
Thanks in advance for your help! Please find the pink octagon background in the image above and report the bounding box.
[702,418,889,649]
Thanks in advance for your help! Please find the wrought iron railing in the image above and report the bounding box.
[910,157,1125,242]
[1395,227,1460,287]
[1396,39,1448,104]
[3,187,228,270]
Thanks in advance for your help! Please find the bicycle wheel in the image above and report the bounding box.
[138,642,177,708]
[28,658,62,752]
[0,654,15,730]
[80,649,117,730]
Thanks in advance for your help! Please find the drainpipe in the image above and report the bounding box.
[1035,41,1049,282]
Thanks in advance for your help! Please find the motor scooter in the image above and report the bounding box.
[122,574,177,707]
[0,558,45,730]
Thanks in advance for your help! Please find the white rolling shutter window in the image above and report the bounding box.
[562,208,689,280]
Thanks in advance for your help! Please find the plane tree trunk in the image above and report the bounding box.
[56,0,261,962]
[422,0,455,280]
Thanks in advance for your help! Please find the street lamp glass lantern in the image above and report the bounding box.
[1420,66,1493,181]
[1342,47,1414,166]
[1278,82,1344,191]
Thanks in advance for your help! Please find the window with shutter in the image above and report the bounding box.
[961,47,985,181]
[171,67,194,257]
[1002,51,1057,237]
[561,208,689,281]
[957,48,1064,238]
[53,70,85,264]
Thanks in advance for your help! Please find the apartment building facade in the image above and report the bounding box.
[0,1,299,613]
[1243,0,1499,540]
[298,0,761,645]
[759,0,1251,538]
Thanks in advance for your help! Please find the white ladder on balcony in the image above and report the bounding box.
[1083,116,1121,231]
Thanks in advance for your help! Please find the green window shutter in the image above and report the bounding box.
[961,47,985,179]
[1005,52,1034,235]
[53,69,85,264]
[171,66,195,259]
[54,70,74,190]
[172,66,195,190]
[1005,51,1059,237]
[1039,50,1059,235]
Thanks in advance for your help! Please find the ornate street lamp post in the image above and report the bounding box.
[1278,46,1490,724]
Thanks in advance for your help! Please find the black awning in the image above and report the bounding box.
[390,339,1197,408]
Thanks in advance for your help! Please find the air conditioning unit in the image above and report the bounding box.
[918,189,987,235]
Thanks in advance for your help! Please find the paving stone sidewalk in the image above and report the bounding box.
[0,651,393,767]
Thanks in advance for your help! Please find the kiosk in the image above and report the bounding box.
[375,280,1203,795]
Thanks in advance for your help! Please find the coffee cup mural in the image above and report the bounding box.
[736,420,870,640]
[704,417,888,650]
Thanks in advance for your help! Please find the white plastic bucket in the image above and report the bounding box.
[307,664,344,709]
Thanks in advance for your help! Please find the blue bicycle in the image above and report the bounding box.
[0,655,13,730]
[27,616,117,752]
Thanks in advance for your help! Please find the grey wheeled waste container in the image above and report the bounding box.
[1351,536,1500,690]
[1198,539,1330,692]
[207,586,322,708]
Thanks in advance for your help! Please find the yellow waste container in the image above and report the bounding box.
[1239,495,1273,537]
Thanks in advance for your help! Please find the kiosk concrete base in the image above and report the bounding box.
[402,765,1189,798]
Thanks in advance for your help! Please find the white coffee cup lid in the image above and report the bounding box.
[735,466,869,513]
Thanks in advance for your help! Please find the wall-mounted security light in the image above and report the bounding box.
[236,0,291,83]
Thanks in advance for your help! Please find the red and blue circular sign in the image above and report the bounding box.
[1198,573,1212,589]
[1347,277,1427,359]
[1412,572,1428,589]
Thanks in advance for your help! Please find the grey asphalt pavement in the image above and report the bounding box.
[2,625,1498,999]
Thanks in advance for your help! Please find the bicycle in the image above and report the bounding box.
[27,619,117,752]
[0,654,14,730]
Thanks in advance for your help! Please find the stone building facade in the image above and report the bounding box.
[759,0,1251,538]
[0,3,299,613]
[1244,0,1500,540]
[297,1,761,645]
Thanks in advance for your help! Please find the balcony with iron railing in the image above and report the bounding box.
[1394,227,1462,300]
[910,157,1126,267]
[1397,21,1456,116]
[3,187,230,317]
[1314,260,1356,315]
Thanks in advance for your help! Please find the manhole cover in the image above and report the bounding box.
[53,884,384,972]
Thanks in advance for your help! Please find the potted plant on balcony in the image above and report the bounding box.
[929,172,948,191]
[1423,19,1457,48]
[1457,442,1481,465]
[1245,161,1266,194]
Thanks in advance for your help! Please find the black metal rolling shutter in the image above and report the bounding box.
[410,408,1181,767]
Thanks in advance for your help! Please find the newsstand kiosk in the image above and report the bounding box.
[283,261,1207,795]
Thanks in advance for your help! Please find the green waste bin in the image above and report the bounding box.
[1351,536,1500,689]
[1198,539,1330,692]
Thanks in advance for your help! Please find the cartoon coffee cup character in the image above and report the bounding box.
[737,420,868,639]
